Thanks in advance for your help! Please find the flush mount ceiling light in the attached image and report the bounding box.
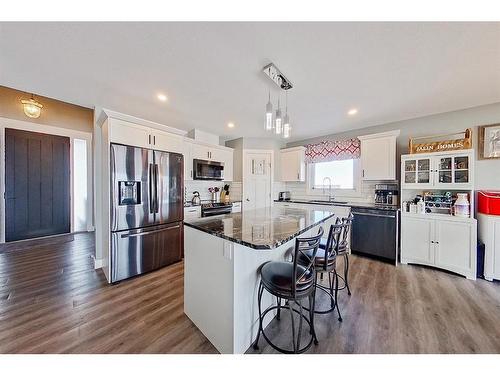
[263,62,293,139]
[348,108,358,116]
[227,122,235,128]
[157,93,168,102]
[21,94,43,119]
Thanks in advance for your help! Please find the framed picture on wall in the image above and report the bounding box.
[479,123,500,159]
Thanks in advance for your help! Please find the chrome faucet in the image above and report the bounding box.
[322,177,334,202]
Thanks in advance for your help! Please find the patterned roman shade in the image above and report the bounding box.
[304,138,361,163]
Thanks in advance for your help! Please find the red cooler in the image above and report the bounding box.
[478,191,500,215]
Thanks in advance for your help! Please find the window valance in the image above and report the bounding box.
[304,138,361,163]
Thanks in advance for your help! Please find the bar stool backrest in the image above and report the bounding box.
[293,226,324,297]
[321,218,343,270]
[339,213,354,251]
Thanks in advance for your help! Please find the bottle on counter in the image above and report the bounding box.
[417,198,425,214]
[454,193,470,218]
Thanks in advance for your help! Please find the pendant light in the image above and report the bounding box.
[275,96,282,135]
[283,91,290,139]
[265,90,273,131]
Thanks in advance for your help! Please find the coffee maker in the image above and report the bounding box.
[374,184,399,206]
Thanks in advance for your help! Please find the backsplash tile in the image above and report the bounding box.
[184,180,240,203]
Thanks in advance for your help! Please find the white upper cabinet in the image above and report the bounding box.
[191,143,212,160]
[220,149,233,181]
[187,142,234,181]
[358,130,400,181]
[280,146,306,182]
[108,118,185,154]
[109,118,151,149]
[152,130,184,154]
[401,149,474,190]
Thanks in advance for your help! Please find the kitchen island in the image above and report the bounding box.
[183,206,336,354]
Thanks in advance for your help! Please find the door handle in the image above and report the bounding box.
[362,169,365,177]
[121,225,181,238]
[154,164,159,213]
[246,198,250,201]
[149,164,154,213]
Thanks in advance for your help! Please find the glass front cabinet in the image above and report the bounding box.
[401,150,473,189]
[403,156,434,188]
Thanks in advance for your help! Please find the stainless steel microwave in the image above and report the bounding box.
[193,159,224,180]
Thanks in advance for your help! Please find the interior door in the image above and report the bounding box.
[244,152,271,210]
[155,151,184,224]
[5,128,70,242]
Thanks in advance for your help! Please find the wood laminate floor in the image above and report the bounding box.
[0,232,499,354]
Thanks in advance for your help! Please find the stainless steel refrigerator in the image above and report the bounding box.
[110,143,184,282]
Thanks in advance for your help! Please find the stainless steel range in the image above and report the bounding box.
[201,202,233,217]
[110,143,184,282]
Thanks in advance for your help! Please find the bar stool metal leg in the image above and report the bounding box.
[252,282,264,350]
[334,270,343,322]
[344,253,352,296]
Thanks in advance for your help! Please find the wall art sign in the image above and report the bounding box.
[409,128,472,154]
[479,123,500,159]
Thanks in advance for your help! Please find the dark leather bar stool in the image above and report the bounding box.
[299,218,344,321]
[252,227,324,354]
[319,213,354,296]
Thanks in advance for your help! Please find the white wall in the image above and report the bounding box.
[287,102,500,191]
[225,137,285,182]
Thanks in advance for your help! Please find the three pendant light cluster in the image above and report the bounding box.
[263,63,292,139]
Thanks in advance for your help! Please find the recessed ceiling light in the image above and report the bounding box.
[157,93,168,102]
[227,122,235,128]
[348,108,358,116]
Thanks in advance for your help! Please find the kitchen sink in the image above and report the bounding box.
[309,200,349,205]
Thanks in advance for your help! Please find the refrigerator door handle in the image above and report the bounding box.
[149,163,155,214]
[120,225,181,238]
[154,163,160,213]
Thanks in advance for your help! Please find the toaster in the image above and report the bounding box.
[278,191,291,201]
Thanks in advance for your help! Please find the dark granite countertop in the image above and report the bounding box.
[184,206,335,250]
[273,199,399,211]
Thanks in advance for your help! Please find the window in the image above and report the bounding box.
[309,159,360,195]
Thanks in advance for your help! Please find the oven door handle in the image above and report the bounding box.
[203,208,232,216]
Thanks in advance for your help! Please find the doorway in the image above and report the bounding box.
[242,150,273,211]
[5,128,71,242]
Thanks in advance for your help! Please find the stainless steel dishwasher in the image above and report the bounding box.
[350,207,399,264]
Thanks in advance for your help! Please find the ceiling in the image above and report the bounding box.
[1,22,500,142]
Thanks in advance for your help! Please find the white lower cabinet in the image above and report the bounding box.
[231,202,242,213]
[401,215,477,279]
[477,213,500,281]
[184,206,201,220]
[401,216,434,265]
